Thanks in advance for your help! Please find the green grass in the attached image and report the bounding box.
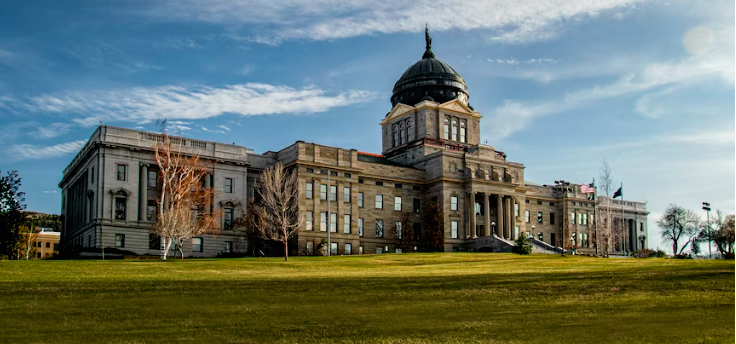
[0,254,733,343]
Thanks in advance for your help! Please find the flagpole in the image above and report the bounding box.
[594,179,598,256]
[620,182,625,256]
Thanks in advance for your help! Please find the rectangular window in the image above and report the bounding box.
[91,167,94,184]
[224,241,232,253]
[344,187,350,202]
[306,168,314,173]
[376,247,383,254]
[359,179,364,184]
[331,242,338,256]
[46,242,50,248]
[537,200,542,205]
[320,184,327,200]
[345,243,352,255]
[359,245,364,254]
[306,211,313,231]
[224,178,233,193]
[571,212,576,225]
[375,181,383,186]
[148,234,160,250]
[537,211,543,224]
[115,234,125,248]
[394,196,402,211]
[192,237,203,252]
[376,219,384,238]
[583,213,588,226]
[115,198,126,220]
[147,200,156,222]
[223,207,233,230]
[306,241,314,255]
[375,194,383,209]
[344,173,351,178]
[460,121,466,143]
[358,192,364,207]
[549,202,555,206]
[450,196,458,211]
[413,198,420,213]
[414,223,421,240]
[578,213,583,225]
[344,214,351,234]
[330,185,337,201]
[551,233,556,246]
[537,232,543,241]
[359,218,364,237]
[306,182,313,199]
[330,213,337,233]
[320,212,327,232]
[116,164,126,181]
[395,222,402,239]
[525,210,530,223]
[395,183,402,189]
[451,220,458,239]
[549,213,555,225]
[148,170,157,187]
[515,203,519,217]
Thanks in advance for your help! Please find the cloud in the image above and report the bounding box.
[144,0,642,44]
[7,83,375,127]
[6,140,87,161]
[218,125,231,131]
[486,21,734,140]
[43,190,58,194]
[201,126,225,134]
[35,123,72,139]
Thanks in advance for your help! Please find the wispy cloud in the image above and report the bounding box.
[486,21,734,140]
[7,83,375,127]
[144,0,643,44]
[35,123,72,139]
[488,58,559,66]
[6,140,87,161]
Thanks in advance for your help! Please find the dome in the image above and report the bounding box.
[390,27,469,108]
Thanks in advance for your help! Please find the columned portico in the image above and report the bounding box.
[483,193,491,237]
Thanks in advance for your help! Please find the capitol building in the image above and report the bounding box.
[59,31,649,257]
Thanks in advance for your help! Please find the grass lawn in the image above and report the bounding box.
[0,254,733,343]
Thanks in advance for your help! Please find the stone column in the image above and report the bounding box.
[506,197,512,239]
[470,192,476,238]
[496,194,504,239]
[204,173,211,188]
[139,164,148,221]
[483,193,490,237]
[510,196,516,240]
[465,192,471,239]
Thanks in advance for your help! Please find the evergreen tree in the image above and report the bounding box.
[512,233,532,255]
[0,171,26,259]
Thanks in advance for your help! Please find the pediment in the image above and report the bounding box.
[438,99,480,117]
[380,103,415,125]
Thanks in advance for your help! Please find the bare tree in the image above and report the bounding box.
[231,199,263,257]
[252,162,302,261]
[151,134,220,260]
[17,223,37,260]
[421,200,444,252]
[657,203,700,256]
[596,158,615,256]
[391,211,417,253]
[704,210,735,259]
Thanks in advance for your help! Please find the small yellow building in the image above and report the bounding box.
[35,228,60,259]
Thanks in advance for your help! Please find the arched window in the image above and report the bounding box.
[451,119,458,141]
[392,125,398,147]
[460,120,466,143]
[399,122,406,145]
[443,118,449,139]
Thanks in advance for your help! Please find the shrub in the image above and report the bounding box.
[512,234,532,255]
[631,248,667,258]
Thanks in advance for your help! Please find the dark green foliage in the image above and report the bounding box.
[512,234,532,255]
[421,200,444,252]
[631,248,667,258]
[0,170,26,259]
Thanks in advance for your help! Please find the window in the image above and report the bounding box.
[115,198,126,220]
[591,214,595,225]
[475,202,481,215]
[450,163,457,173]
[550,213,555,225]
[413,185,421,191]
[460,121,466,143]
[359,179,364,184]
[444,118,449,139]
[148,170,157,187]
[515,203,519,217]
[192,237,203,252]
[320,184,327,200]
[344,173,351,178]
[91,167,94,183]
[525,210,530,223]
[345,243,352,255]
[515,226,520,240]
[359,246,364,254]
[394,196,402,211]
[116,164,126,181]
[451,120,458,141]
[37,252,41,259]
[376,247,383,254]
[536,200,542,205]
[306,182,313,199]
[549,202,555,206]
[640,222,644,232]
[450,196,458,211]
[148,234,160,250]
[224,178,233,193]
[583,214,588,226]
[537,212,543,224]
[331,242,338,256]
[306,211,313,231]
[395,222,402,239]
[306,168,314,173]
[375,194,383,209]
[550,233,556,246]
[384,245,389,253]
[525,199,530,203]
[115,234,125,248]
[46,242,50,248]
[344,214,351,234]
[330,213,337,233]
[375,181,383,186]
[400,123,406,145]
[537,232,543,241]
[320,212,327,232]
[376,219,384,238]
[330,185,337,201]
[306,241,314,255]
[414,223,421,240]
[395,183,402,189]
[37,241,42,248]
[571,212,575,224]
[343,187,350,202]
[578,213,583,225]
[451,220,458,239]
[147,200,156,222]
[393,125,399,147]
[223,207,233,230]
[413,198,420,213]
[359,218,364,237]
[358,192,364,207]
[224,241,232,253]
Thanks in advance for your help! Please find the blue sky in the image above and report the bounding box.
[0,0,733,252]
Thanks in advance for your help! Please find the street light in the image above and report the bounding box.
[491,221,496,237]
[702,202,711,258]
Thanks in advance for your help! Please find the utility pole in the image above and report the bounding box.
[702,202,711,258]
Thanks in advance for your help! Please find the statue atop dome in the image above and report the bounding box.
[423,24,435,59]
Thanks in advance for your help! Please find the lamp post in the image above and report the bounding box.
[531,225,535,241]
[491,222,496,237]
[702,202,711,258]
[554,180,570,256]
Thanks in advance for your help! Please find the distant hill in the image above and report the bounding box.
[23,211,61,232]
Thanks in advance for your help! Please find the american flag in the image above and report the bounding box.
[580,183,594,194]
